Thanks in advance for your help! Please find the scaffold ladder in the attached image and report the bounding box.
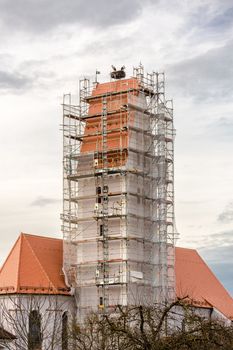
[96,95,110,311]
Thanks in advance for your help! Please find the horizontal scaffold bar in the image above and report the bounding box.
[83,87,140,102]
[64,167,173,182]
[61,212,174,224]
[64,126,174,142]
[68,257,172,267]
[65,147,173,161]
[63,105,173,122]
[64,235,172,244]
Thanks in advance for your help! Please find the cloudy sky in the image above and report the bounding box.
[0,0,233,294]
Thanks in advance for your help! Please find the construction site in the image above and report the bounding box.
[1,64,233,350]
[61,64,177,318]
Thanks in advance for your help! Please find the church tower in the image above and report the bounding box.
[62,64,175,318]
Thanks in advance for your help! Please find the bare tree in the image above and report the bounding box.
[72,299,233,350]
[0,294,73,350]
[3,295,232,350]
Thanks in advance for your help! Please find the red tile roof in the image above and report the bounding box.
[0,233,69,295]
[0,234,233,319]
[175,247,233,319]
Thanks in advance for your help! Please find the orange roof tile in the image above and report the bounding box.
[0,233,69,295]
[176,247,233,319]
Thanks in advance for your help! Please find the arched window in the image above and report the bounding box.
[28,310,42,350]
[62,311,68,350]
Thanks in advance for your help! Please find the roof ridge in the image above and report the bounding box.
[176,246,197,251]
[16,234,24,292]
[23,235,57,291]
[21,232,62,241]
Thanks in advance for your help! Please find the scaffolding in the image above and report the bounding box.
[61,64,176,318]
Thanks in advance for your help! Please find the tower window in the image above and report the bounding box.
[96,186,101,195]
[137,187,141,204]
[96,186,102,203]
[100,224,103,236]
[28,310,42,350]
[103,185,108,193]
[62,312,68,350]
[99,297,103,306]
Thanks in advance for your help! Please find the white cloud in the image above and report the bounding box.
[218,203,233,224]
[0,0,154,33]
